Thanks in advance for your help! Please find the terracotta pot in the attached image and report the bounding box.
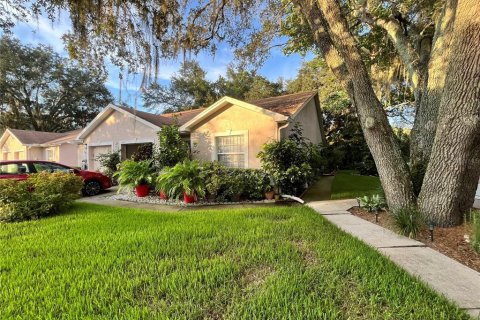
[183,192,196,203]
[134,184,150,197]
[265,190,274,200]
[159,191,168,200]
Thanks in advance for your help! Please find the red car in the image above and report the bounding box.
[0,160,112,196]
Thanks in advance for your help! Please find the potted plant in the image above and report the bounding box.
[226,170,244,202]
[114,160,154,197]
[265,185,274,200]
[156,160,206,203]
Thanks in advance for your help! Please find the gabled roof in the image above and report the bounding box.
[0,128,82,147]
[248,91,318,117]
[41,129,83,145]
[116,106,204,127]
[77,103,205,140]
[180,91,318,132]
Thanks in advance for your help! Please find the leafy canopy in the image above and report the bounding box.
[0,36,113,132]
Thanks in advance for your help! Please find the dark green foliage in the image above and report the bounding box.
[95,151,121,178]
[0,171,83,221]
[143,61,218,113]
[0,203,469,319]
[322,107,377,175]
[156,160,206,198]
[154,124,190,168]
[114,160,154,191]
[0,36,112,132]
[258,123,323,195]
[201,162,271,202]
[131,144,153,162]
[392,208,424,238]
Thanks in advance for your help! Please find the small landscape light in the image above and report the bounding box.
[374,208,379,223]
[428,221,434,242]
[356,198,361,207]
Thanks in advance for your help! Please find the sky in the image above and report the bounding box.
[8,12,314,111]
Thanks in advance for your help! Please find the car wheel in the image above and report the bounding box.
[83,180,102,196]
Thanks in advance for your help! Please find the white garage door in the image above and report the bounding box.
[90,145,112,171]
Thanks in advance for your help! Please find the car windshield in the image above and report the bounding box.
[33,163,71,173]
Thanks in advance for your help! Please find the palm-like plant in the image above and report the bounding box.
[114,160,154,192]
[156,160,206,200]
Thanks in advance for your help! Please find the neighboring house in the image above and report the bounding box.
[0,128,83,167]
[0,91,325,171]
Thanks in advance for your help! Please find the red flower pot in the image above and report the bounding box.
[134,184,150,197]
[159,191,168,200]
[183,192,196,203]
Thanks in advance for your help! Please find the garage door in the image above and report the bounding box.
[90,145,112,171]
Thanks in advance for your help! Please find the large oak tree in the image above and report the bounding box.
[0,36,113,132]
[3,0,479,226]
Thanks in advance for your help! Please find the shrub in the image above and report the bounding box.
[131,144,153,162]
[258,122,322,195]
[95,151,121,178]
[392,208,423,238]
[201,162,271,202]
[358,194,384,212]
[154,123,190,168]
[156,160,205,199]
[0,172,83,222]
[114,160,154,192]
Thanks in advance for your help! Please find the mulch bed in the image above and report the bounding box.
[349,206,480,273]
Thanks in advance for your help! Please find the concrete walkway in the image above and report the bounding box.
[308,199,480,318]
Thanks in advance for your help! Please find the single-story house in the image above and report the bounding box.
[0,91,325,170]
[0,128,83,167]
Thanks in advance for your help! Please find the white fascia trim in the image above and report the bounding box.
[119,138,156,145]
[0,129,23,147]
[180,96,288,132]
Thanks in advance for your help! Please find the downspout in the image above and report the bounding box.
[277,120,290,141]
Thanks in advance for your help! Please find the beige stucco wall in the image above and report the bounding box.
[59,143,80,167]
[190,103,279,169]
[82,110,159,169]
[283,99,323,144]
[1,134,26,160]
[27,147,45,161]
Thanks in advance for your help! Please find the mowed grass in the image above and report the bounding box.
[0,203,468,319]
[331,170,382,200]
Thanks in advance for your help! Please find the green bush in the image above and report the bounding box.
[154,123,190,168]
[95,151,121,178]
[258,122,322,195]
[392,208,423,238]
[131,143,153,162]
[0,172,83,222]
[114,160,154,192]
[201,162,271,202]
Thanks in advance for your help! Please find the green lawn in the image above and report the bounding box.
[0,203,468,319]
[331,170,382,200]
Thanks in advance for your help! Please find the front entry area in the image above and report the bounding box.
[88,145,112,171]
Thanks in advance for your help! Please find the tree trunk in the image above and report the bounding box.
[418,0,480,226]
[315,0,415,210]
[410,0,457,169]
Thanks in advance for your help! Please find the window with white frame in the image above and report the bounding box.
[215,135,246,168]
